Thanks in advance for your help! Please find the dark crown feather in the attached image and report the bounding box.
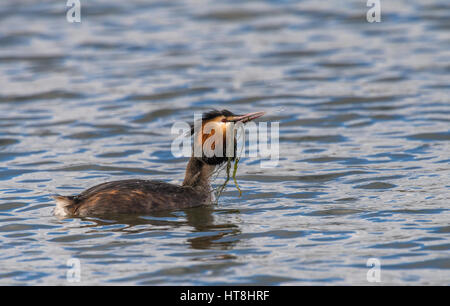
[189,109,235,136]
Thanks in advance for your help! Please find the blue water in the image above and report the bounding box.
[0,0,449,285]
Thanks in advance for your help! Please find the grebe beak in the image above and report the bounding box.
[227,111,265,124]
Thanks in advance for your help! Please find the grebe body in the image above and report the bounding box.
[53,179,209,217]
[53,110,264,217]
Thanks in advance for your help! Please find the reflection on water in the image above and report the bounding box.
[78,206,241,251]
[0,0,449,285]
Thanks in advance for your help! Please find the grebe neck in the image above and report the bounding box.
[182,157,216,191]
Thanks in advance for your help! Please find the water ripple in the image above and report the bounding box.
[0,0,448,285]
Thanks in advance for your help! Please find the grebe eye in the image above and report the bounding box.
[221,118,227,122]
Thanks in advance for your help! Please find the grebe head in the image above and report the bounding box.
[191,109,265,166]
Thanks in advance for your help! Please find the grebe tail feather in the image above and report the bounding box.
[52,195,75,217]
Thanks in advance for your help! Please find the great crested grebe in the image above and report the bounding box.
[53,109,265,217]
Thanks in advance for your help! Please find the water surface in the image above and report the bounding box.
[0,0,449,285]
